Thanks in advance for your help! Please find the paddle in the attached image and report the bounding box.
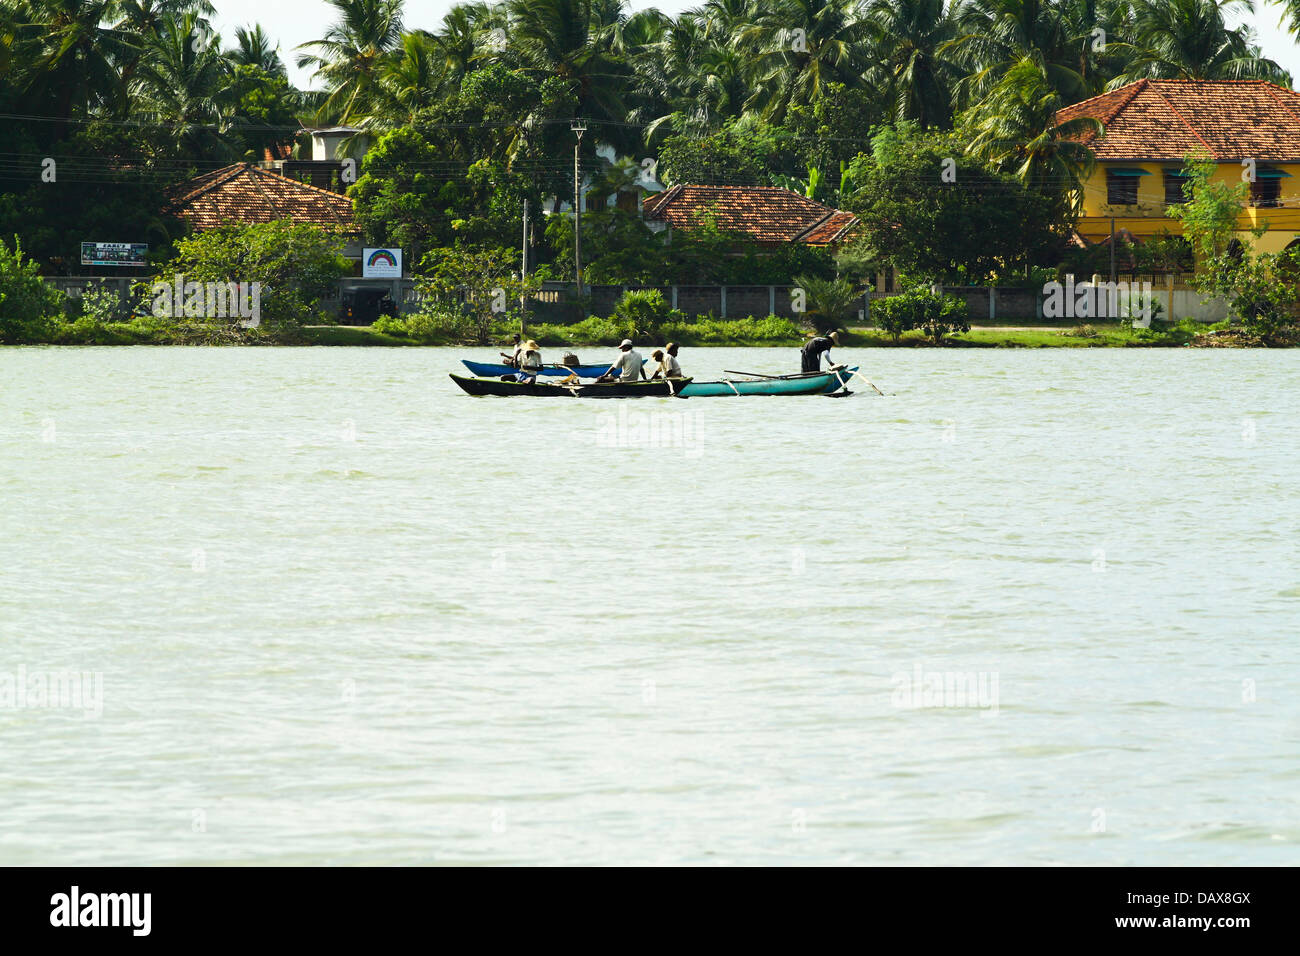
[852,370,885,396]
[723,369,785,379]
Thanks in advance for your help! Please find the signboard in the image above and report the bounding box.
[363,247,402,278]
[81,242,148,267]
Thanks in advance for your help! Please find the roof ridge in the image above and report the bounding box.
[1257,81,1300,129]
[1149,84,1216,157]
[792,210,834,243]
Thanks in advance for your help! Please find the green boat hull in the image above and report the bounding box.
[678,366,855,397]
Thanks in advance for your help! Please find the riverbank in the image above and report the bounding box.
[294,319,1256,349]
[9,316,1287,348]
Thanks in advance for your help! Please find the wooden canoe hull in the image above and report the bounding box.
[450,374,690,398]
[461,359,640,379]
[678,367,856,397]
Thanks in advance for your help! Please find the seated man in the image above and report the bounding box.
[516,340,543,382]
[664,342,683,377]
[599,339,645,383]
[499,333,522,368]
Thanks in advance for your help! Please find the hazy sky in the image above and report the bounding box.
[208,0,1300,91]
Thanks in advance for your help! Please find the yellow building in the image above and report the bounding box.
[1058,79,1300,256]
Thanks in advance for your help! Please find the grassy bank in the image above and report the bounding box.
[19,316,1256,348]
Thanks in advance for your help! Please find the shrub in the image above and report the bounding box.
[0,236,63,343]
[163,220,351,332]
[872,284,970,343]
[793,275,861,333]
[609,289,686,339]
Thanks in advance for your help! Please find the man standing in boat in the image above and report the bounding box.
[601,339,646,383]
[800,330,839,373]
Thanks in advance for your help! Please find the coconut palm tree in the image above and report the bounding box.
[12,0,138,119]
[228,24,286,76]
[129,11,235,160]
[506,0,631,121]
[946,0,1094,107]
[1111,0,1290,84]
[739,0,871,122]
[863,0,960,128]
[296,0,405,124]
[965,55,1101,211]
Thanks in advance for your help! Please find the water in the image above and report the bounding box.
[1,346,1297,865]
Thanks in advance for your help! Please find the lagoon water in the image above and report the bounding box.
[1,345,1297,865]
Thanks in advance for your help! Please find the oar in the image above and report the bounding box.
[723,369,785,379]
[853,370,885,396]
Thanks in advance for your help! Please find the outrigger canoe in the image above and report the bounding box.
[461,359,644,379]
[450,374,690,398]
[678,366,856,397]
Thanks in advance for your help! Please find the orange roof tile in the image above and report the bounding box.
[1057,79,1300,161]
[643,185,858,245]
[168,163,357,232]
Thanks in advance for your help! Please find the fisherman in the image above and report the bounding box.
[499,333,523,368]
[800,329,839,372]
[664,342,683,377]
[649,349,669,379]
[516,340,543,382]
[600,339,645,383]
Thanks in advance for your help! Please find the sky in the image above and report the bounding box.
[207,0,1300,92]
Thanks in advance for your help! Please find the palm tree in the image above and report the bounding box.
[375,30,443,125]
[506,0,631,121]
[739,0,870,122]
[228,24,287,76]
[129,11,235,160]
[12,0,137,119]
[296,0,405,124]
[1112,0,1290,84]
[863,0,960,129]
[946,0,1094,107]
[965,55,1100,212]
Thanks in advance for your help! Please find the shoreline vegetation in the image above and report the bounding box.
[9,316,1272,349]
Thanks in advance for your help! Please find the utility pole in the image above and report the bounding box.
[1109,215,1117,284]
[520,198,529,334]
[572,120,586,296]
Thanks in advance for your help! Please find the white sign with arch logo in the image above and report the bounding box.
[363,248,402,278]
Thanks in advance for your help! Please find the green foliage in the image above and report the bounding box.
[871,283,970,343]
[0,237,63,343]
[844,124,1063,283]
[609,289,687,339]
[1167,158,1253,265]
[657,122,801,188]
[165,221,350,329]
[417,244,540,344]
[530,314,804,348]
[1201,249,1300,343]
[794,275,861,332]
[372,308,480,343]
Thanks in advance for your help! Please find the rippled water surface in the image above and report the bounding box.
[1,345,1298,865]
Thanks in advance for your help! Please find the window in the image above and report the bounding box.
[1164,172,1190,205]
[1250,177,1282,208]
[1107,171,1139,205]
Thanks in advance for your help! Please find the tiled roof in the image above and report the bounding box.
[168,163,357,231]
[1057,79,1300,161]
[643,185,859,245]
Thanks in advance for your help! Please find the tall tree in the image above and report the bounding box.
[296,0,405,124]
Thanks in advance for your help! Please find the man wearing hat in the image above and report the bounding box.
[516,340,543,382]
[800,329,839,373]
[601,339,646,384]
